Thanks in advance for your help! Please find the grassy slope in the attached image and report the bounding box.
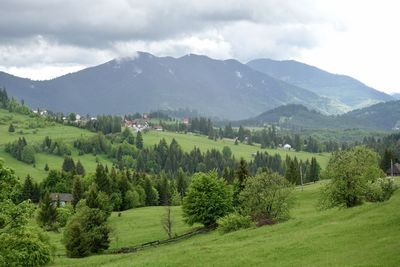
[143,130,330,168]
[0,107,330,183]
[51,178,400,266]
[0,109,113,182]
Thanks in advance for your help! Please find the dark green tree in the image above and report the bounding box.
[144,177,159,206]
[37,191,58,231]
[233,158,249,206]
[72,176,84,208]
[8,123,15,132]
[380,149,395,172]
[136,131,144,149]
[44,163,49,171]
[76,160,85,176]
[182,171,232,227]
[62,156,76,173]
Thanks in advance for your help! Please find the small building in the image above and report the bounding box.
[153,125,163,131]
[386,163,400,176]
[50,193,73,206]
[283,144,292,150]
[182,118,189,125]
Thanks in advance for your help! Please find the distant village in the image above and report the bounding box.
[32,108,190,133]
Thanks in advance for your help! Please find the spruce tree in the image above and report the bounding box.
[21,174,34,201]
[44,163,49,171]
[380,149,395,172]
[8,123,15,132]
[76,160,86,176]
[136,131,144,149]
[176,168,187,198]
[233,158,249,206]
[62,156,76,173]
[72,176,84,207]
[94,163,110,193]
[37,191,58,231]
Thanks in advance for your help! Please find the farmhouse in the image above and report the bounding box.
[50,193,73,206]
[386,163,400,176]
[283,144,292,150]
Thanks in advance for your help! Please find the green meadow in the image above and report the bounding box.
[143,130,330,168]
[0,109,330,182]
[49,178,400,266]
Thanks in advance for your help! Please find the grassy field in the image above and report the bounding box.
[143,130,331,168]
[0,108,330,183]
[49,177,400,266]
[0,109,113,182]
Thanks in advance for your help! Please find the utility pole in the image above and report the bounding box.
[300,164,304,191]
[391,159,393,177]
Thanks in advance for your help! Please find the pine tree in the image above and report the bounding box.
[308,157,320,183]
[94,164,110,193]
[144,177,158,206]
[176,168,187,198]
[44,163,49,171]
[76,160,86,176]
[62,156,76,173]
[8,123,15,132]
[21,174,34,201]
[72,176,84,207]
[233,158,249,206]
[37,191,58,231]
[380,149,395,172]
[136,131,144,149]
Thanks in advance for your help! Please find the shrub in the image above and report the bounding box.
[319,146,385,209]
[182,171,233,227]
[365,178,397,202]
[217,213,252,234]
[240,172,294,223]
[56,206,73,228]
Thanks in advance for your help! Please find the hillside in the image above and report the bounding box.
[240,101,400,130]
[49,179,400,266]
[247,59,394,112]
[0,52,344,120]
[0,108,330,182]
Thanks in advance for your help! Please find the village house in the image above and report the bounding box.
[386,163,400,176]
[50,193,73,206]
[153,125,163,131]
[283,144,292,150]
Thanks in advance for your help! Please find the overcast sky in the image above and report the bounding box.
[0,0,399,93]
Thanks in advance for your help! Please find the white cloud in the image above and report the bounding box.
[0,0,399,92]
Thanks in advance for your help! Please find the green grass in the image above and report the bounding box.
[143,131,331,168]
[50,178,400,266]
[49,206,198,263]
[0,109,114,182]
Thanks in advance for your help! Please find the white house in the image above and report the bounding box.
[283,144,292,150]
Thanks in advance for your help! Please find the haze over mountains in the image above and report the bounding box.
[0,52,394,120]
[240,101,400,130]
[247,59,394,112]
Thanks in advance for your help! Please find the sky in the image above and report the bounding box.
[0,0,399,93]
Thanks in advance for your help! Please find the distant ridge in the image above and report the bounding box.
[247,58,394,112]
[239,101,400,130]
[0,52,348,120]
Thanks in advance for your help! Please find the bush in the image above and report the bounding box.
[365,178,397,202]
[240,172,294,223]
[319,146,385,209]
[182,171,232,227]
[56,206,73,228]
[217,213,252,234]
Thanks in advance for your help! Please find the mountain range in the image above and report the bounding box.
[0,52,394,120]
[239,101,400,130]
[247,59,394,111]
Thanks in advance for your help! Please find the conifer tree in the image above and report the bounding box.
[76,160,85,176]
[37,191,58,231]
[21,174,34,201]
[62,156,76,173]
[8,123,15,132]
[233,158,249,206]
[136,131,144,149]
[72,176,84,207]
